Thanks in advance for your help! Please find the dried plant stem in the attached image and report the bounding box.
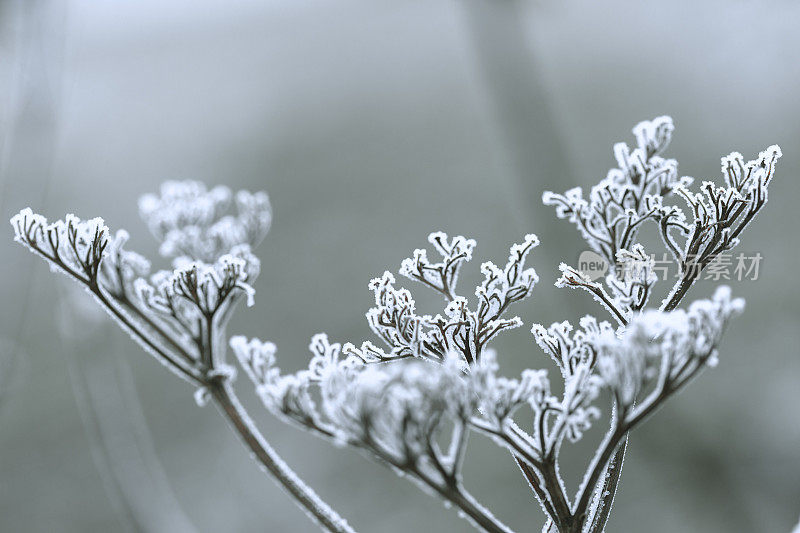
[585,440,626,533]
[210,381,355,533]
[436,485,513,533]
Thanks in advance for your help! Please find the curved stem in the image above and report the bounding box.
[210,381,355,533]
[404,463,511,533]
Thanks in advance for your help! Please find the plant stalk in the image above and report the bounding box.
[210,381,355,533]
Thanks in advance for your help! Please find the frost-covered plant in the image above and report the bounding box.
[232,117,780,532]
[11,118,782,533]
[10,181,354,533]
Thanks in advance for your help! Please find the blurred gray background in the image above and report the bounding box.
[1,0,799,531]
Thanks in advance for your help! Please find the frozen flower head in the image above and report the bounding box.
[467,349,551,427]
[353,233,539,366]
[11,209,110,284]
[398,232,476,300]
[138,181,231,233]
[230,336,279,391]
[98,230,152,296]
[135,248,258,329]
[543,117,685,265]
[139,180,271,263]
[594,286,745,408]
[309,354,474,460]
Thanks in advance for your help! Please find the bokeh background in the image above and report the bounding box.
[1,1,799,531]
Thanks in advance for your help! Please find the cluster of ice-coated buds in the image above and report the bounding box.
[233,333,551,481]
[346,233,539,367]
[139,180,271,263]
[11,181,266,394]
[11,209,110,284]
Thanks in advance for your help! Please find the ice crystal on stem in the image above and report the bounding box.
[11,182,354,533]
